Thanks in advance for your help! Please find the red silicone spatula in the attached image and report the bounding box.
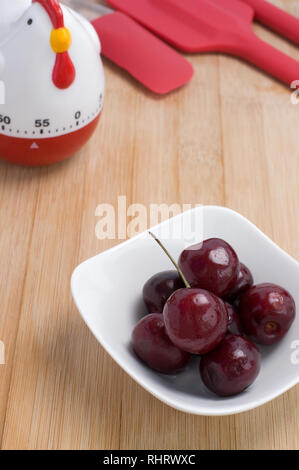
[66,0,193,94]
[107,0,299,85]
[241,0,299,45]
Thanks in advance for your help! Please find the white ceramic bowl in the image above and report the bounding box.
[71,206,299,416]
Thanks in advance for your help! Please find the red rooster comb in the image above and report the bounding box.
[33,0,64,28]
[33,0,76,89]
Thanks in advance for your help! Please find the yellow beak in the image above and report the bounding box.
[50,27,72,54]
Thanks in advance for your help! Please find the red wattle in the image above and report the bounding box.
[52,52,76,89]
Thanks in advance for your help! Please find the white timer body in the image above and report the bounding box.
[0,0,105,165]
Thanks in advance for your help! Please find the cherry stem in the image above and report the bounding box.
[148,231,191,289]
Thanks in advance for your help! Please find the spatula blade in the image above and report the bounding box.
[107,0,251,52]
[215,0,254,23]
[92,12,194,94]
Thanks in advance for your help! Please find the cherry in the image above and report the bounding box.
[200,335,261,396]
[178,238,240,297]
[233,296,241,312]
[225,302,243,335]
[143,270,184,314]
[163,288,228,354]
[239,283,296,345]
[148,232,228,355]
[223,263,253,302]
[132,314,191,374]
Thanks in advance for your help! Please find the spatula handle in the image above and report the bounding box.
[242,0,299,44]
[240,32,299,86]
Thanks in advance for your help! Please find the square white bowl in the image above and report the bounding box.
[71,206,299,416]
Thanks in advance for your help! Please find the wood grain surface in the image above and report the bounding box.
[0,0,298,450]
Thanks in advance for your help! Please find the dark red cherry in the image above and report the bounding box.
[178,238,240,297]
[223,263,253,302]
[233,296,241,312]
[239,283,296,345]
[225,302,243,335]
[163,288,228,354]
[132,314,191,374]
[200,335,261,396]
[143,270,185,313]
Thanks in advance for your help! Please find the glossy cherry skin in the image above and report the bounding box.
[200,335,261,397]
[239,283,296,345]
[223,263,254,302]
[132,314,191,374]
[143,270,185,314]
[225,302,243,335]
[163,288,228,354]
[178,238,240,297]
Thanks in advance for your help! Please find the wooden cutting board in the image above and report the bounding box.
[0,0,298,450]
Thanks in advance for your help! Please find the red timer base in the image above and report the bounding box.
[0,114,101,167]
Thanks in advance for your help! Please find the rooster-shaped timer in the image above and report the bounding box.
[0,0,105,166]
